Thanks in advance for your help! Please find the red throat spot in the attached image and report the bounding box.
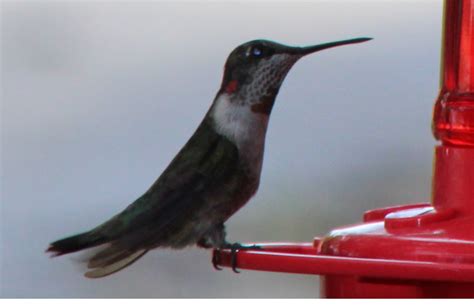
[225,80,238,94]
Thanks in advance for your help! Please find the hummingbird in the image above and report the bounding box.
[47,37,371,278]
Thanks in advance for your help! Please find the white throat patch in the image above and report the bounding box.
[211,93,269,152]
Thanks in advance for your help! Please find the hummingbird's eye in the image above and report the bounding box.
[252,47,263,57]
[246,46,263,58]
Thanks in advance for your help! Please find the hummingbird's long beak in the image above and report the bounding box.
[293,37,372,56]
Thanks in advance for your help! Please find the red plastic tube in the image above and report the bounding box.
[433,0,474,146]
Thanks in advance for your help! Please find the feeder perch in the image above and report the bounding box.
[213,0,474,298]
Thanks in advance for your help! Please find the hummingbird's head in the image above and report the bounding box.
[220,38,371,114]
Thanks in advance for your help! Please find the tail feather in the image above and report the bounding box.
[48,230,148,278]
[87,244,128,269]
[47,231,107,256]
[85,248,148,278]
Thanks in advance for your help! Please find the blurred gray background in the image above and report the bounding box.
[2,0,442,298]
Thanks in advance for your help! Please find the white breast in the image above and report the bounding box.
[211,94,269,171]
[212,94,268,146]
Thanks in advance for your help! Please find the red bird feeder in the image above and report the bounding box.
[213,0,474,298]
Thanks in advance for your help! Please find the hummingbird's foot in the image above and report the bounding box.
[211,243,261,272]
[227,243,262,273]
[212,249,223,271]
[202,224,261,272]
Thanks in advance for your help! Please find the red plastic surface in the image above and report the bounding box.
[213,0,474,298]
[214,241,474,282]
[433,0,474,146]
